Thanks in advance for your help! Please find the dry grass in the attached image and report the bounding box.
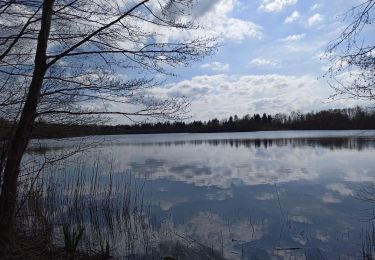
[8,151,227,259]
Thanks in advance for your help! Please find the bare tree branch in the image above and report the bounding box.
[325,0,375,101]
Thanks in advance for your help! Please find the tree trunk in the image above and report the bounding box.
[0,0,55,252]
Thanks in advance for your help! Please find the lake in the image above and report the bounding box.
[26,130,375,259]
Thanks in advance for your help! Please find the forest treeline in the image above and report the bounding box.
[0,107,374,139]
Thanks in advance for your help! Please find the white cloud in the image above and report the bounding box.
[201,62,230,72]
[145,73,365,122]
[310,3,322,11]
[250,58,278,67]
[150,74,335,121]
[308,13,323,27]
[284,11,301,24]
[155,0,262,43]
[283,37,326,53]
[281,33,306,42]
[316,52,331,60]
[197,0,263,40]
[196,0,263,42]
[217,18,262,42]
[259,0,298,13]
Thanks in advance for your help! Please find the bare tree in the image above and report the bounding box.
[0,0,215,250]
[325,0,375,100]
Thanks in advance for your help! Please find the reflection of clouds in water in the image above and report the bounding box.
[110,146,323,188]
[156,196,190,211]
[322,193,341,204]
[326,183,353,196]
[85,139,375,189]
[256,192,275,201]
[206,190,233,201]
[158,200,176,211]
[142,165,313,188]
[35,132,375,189]
[315,230,330,243]
[30,133,375,258]
[290,215,312,224]
[169,164,213,176]
[344,168,375,183]
[274,249,306,260]
[291,204,337,219]
[291,233,308,246]
[169,212,267,260]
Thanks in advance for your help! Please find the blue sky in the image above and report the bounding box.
[132,0,373,121]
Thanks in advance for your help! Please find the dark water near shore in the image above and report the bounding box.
[28,130,375,259]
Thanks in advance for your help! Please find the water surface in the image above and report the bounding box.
[29,130,375,259]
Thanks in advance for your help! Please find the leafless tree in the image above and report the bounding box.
[325,0,375,100]
[0,0,216,250]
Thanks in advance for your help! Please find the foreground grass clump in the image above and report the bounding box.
[9,155,149,259]
[9,154,225,260]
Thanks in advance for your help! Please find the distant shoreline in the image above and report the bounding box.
[2,107,375,139]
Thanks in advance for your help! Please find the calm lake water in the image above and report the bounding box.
[28,130,375,259]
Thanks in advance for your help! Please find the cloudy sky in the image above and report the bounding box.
[146,0,373,121]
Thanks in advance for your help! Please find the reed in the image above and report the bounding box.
[12,147,229,259]
[16,154,153,258]
[362,223,375,260]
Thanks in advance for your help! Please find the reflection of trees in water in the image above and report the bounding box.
[24,135,375,154]
[202,138,375,150]
[123,137,375,151]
